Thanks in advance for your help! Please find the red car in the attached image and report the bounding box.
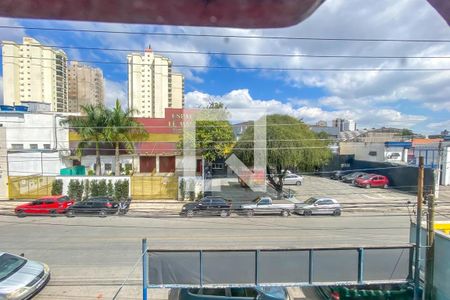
[15,195,75,216]
[355,174,389,189]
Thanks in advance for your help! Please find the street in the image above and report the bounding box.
[0,214,412,299]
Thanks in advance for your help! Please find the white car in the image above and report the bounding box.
[283,174,304,185]
[0,252,50,300]
[295,197,341,216]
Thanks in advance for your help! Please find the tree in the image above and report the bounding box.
[179,101,235,163]
[51,179,63,195]
[234,114,331,197]
[62,104,109,175]
[105,100,148,176]
[399,128,414,137]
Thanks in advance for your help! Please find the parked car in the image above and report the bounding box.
[169,287,289,300]
[0,252,50,300]
[295,197,341,216]
[15,195,74,217]
[341,172,367,183]
[180,196,231,217]
[354,174,389,189]
[283,173,304,185]
[66,196,119,217]
[330,170,351,180]
[240,196,296,217]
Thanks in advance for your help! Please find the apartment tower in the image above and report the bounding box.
[2,37,68,112]
[68,62,105,112]
[127,47,184,118]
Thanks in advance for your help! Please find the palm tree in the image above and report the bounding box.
[63,104,108,175]
[105,100,148,176]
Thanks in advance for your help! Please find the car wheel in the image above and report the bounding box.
[246,210,254,217]
[296,181,302,186]
[365,184,371,189]
[383,184,389,189]
[66,210,75,218]
[304,210,312,216]
[99,210,107,218]
[49,210,57,217]
[333,209,341,216]
[16,209,25,218]
[220,210,229,218]
[281,210,289,217]
[186,210,194,218]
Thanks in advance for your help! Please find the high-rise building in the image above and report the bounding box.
[68,62,105,112]
[127,47,184,118]
[2,37,68,112]
[332,118,356,132]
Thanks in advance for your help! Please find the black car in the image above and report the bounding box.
[341,172,367,183]
[180,197,231,217]
[66,197,119,217]
[330,170,351,180]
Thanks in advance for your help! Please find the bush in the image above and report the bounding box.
[196,191,203,200]
[51,179,63,195]
[98,179,107,196]
[107,180,114,197]
[114,180,122,201]
[68,180,84,202]
[83,179,90,200]
[179,178,186,201]
[121,180,129,199]
[90,180,99,197]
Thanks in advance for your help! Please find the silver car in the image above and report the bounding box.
[283,174,304,185]
[0,252,50,300]
[295,197,341,216]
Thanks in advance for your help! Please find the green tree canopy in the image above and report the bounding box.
[62,104,109,175]
[179,101,235,163]
[105,99,148,175]
[234,114,331,196]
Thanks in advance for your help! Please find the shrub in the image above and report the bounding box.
[114,180,122,201]
[68,180,77,200]
[121,180,129,199]
[107,180,114,197]
[90,180,99,197]
[179,178,186,201]
[76,181,84,202]
[196,191,203,201]
[83,179,90,200]
[98,179,107,196]
[51,179,63,195]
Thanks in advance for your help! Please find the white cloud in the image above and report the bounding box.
[104,79,127,108]
[185,89,427,129]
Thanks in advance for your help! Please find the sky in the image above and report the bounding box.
[0,0,449,134]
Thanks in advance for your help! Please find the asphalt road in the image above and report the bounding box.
[0,214,412,300]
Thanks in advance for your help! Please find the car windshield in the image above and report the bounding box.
[361,175,372,179]
[0,253,27,282]
[252,197,261,203]
[304,197,318,204]
[256,287,286,299]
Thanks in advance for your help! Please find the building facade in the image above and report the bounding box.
[2,37,68,112]
[332,118,356,132]
[68,62,105,112]
[127,47,184,118]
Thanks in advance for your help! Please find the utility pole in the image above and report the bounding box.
[434,141,442,199]
[413,156,424,300]
[425,192,435,300]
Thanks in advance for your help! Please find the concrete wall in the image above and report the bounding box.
[8,151,69,176]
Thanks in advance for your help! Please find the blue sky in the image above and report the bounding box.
[0,0,450,133]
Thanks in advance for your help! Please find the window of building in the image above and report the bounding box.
[30,144,38,150]
[212,163,224,169]
[43,144,51,149]
[11,144,24,150]
[105,163,112,171]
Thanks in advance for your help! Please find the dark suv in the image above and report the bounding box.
[66,197,119,217]
[180,196,231,217]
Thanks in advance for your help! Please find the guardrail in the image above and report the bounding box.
[141,239,414,299]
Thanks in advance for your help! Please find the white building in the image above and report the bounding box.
[68,62,105,112]
[2,37,68,112]
[127,47,184,118]
[339,141,409,163]
[332,118,356,132]
[0,110,72,176]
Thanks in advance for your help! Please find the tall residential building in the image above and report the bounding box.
[127,47,184,118]
[68,62,105,112]
[2,37,68,112]
[332,118,356,132]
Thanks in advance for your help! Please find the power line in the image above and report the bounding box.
[7,42,450,60]
[3,55,450,72]
[2,25,450,43]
